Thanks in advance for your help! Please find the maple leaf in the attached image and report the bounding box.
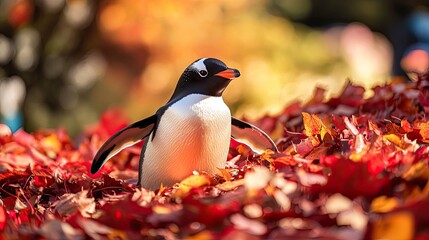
[54,190,96,218]
[302,112,322,146]
[302,113,336,147]
[3,69,429,238]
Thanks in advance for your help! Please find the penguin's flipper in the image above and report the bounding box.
[91,115,157,174]
[231,117,278,154]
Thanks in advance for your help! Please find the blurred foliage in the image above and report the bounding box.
[1,0,427,136]
[97,0,392,120]
[0,0,109,135]
[268,0,429,77]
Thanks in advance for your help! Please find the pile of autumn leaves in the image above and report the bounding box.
[1,73,429,239]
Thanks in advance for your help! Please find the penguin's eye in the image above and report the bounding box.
[199,70,208,77]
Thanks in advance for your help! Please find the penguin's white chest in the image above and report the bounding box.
[141,94,231,190]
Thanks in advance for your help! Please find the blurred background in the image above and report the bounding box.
[0,0,428,136]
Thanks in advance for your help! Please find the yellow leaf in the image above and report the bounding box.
[40,134,61,151]
[260,150,276,162]
[172,174,211,198]
[370,196,399,213]
[372,211,414,240]
[383,134,406,149]
[180,174,211,187]
[40,134,62,158]
[302,113,322,146]
[402,161,429,181]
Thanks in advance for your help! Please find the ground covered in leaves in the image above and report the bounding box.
[1,72,429,239]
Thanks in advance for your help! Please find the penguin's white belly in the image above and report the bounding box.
[140,94,231,190]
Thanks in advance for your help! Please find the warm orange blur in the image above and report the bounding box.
[96,0,392,121]
[3,0,415,135]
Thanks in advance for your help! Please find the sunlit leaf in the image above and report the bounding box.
[1,68,429,238]
[370,196,399,213]
[371,211,414,240]
[172,174,212,198]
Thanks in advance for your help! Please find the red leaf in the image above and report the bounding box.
[311,159,391,199]
[320,155,340,166]
[293,138,314,156]
[100,109,130,136]
[33,175,53,187]
[0,206,6,231]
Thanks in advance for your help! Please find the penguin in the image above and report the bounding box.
[91,58,278,190]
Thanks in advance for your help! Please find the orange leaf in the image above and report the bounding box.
[370,196,399,213]
[217,168,232,181]
[302,113,336,147]
[302,113,321,146]
[372,211,414,240]
[401,119,413,133]
[302,112,322,137]
[418,122,429,140]
[40,134,61,152]
[383,134,407,149]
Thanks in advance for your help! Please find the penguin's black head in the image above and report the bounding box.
[170,58,240,100]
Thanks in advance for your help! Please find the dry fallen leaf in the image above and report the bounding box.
[54,190,96,218]
[172,174,212,198]
[1,71,429,238]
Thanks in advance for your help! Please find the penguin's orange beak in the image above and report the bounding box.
[215,68,240,79]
